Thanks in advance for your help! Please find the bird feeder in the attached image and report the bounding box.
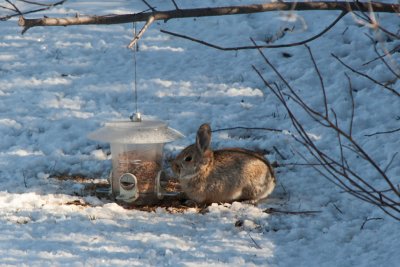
[88,115,184,205]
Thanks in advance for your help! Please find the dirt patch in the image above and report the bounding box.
[52,174,201,213]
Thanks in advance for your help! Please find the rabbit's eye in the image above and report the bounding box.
[184,156,192,162]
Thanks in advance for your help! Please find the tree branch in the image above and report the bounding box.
[171,0,179,10]
[6,0,22,16]
[305,44,328,118]
[344,73,355,137]
[363,44,400,66]
[1,0,67,21]
[161,10,345,51]
[365,127,400,137]
[141,0,156,12]
[17,0,66,7]
[211,126,283,133]
[332,53,400,97]
[252,42,400,220]
[384,152,398,173]
[360,217,383,230]
[127,16,155,49]
[264,207,321,215]
[18,1,399,33]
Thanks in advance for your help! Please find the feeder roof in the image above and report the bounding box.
[88,120,184,144]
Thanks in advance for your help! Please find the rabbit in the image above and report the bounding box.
[172,123,276,204]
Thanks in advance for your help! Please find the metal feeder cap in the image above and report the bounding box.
[88,120,184,144]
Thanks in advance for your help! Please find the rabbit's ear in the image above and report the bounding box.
[196,123,211,154]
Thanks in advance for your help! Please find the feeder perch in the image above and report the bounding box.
[88,117,184,205]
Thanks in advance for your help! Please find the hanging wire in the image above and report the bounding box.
[131,21,141,122]
[133,22,138,114]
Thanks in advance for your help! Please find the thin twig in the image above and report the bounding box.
[127,16,155,49]
[376,24,400,40]
[6,0,22,15]
[276,85,381,208]
[22,171,28,188]
[275,162,336,167]
[342,144,366,160]
[332,53,400,97]
[17,0,67,6]
[344,73,355,137]
[363,44,400,66]
[264,208,321,215]
[0,4,16,12]
[372,42,400,79]
[384,152,399,173]
[1,0,66,21]
[211,126,283,133]
[161,11,347,51]
[360,217,383,230]
[363,33,400,80]
[171,0,179,10]
[305,44,328,118]
[298,146,384,206]
[365,127,400,137]
[302,144,400,212]
[248,233,262,249]
[253,45,400,220]
[332,203,343,214]
[1,2,21,14]
[332,108,347,177]
[141,0,156,12]
[255,39,397,200]
[251,37,324,123]
[340,188,397,195]
[273,146,287,160]
[19,2,399,33]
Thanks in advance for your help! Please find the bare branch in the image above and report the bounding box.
[253,42,400,220]
[1,0,66,21]
[0,4,15,13]
[275,162,336,167]
[384,152,399,173]
[363,44,400,66]
[363,33,400,79]
[360,217,383,230]
[17,0,67,6]
[373,44,400,79]
[365,127,400,137]
[344,73,355,137]
[273,146,287,161]
[340,188,396,195]
[332,53,400,97]
[211,126,283,133]
[264,208,321,215]
[161,11,347,51]
[22,170,28,188]
[6,0,22,16]
[171,0,179,10]
[305,44,328,118]
[127,16,155,49]
[331,108,346,176]
[18,2,399,33]
[251,38,322,123]
[247,232,262,249]
[141,0,156,12]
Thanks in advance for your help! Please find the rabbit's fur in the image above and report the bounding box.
[172,123,276,204]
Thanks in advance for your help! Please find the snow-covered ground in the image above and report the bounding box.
[0,0,399,266]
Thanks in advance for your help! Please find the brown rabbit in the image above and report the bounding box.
[172,123,276,204]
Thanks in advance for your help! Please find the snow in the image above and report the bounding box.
[0,0,399,266]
